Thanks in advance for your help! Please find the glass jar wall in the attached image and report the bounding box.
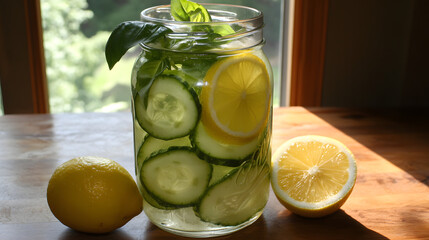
[131,4,273,238]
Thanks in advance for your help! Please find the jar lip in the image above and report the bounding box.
[140,4,264,52]
[140,4,263,25]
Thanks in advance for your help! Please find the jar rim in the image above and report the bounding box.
[140,4,264,52]
[140,4,263,25]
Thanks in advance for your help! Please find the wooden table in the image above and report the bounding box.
[0,107,428,239]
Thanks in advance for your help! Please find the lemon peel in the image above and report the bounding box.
[47,156,143,233]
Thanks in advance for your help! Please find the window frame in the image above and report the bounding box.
[289,0,329,106]
[0,0,327,114]
[0,0,49,114]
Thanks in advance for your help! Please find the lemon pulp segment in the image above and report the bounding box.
[277,141,350,202]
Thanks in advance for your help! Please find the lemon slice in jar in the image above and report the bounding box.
[200,53,271,145]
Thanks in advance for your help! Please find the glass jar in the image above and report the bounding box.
[131,4,273,238]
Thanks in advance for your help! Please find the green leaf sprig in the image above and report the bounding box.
[171,0,235,36]
[171,0,212,22]
[105,21,172,69]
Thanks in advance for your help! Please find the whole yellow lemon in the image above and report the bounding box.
[47,156,143,234]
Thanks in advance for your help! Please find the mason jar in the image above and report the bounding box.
[131,4,273,238]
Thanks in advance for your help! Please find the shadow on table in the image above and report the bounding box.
[142,210,388,240]
[269,209,389,240]
[307,108,429,186]
[57,209,388,240]
[59,228,134,240]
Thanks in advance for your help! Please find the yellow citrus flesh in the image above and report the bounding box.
[271,135,357,217]
[47,156,143,233]
[201,53,271,144]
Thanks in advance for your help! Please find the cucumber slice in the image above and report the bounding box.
[135,75,201,140]
[140,147,212,207]
[196,163,270,226]
[137,174,176,210]
[191,122,260,167]
[209,165,236,186]
[137,135,191,171]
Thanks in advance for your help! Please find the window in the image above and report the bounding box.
[41,0,150,113]
[3,0,316,114]
[39,0,284,113]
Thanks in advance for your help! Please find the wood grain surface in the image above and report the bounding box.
[0,107,428,239]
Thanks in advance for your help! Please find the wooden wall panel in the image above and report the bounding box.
[0,0,49,114]
[289,0,329,106]
[321,0,414,107]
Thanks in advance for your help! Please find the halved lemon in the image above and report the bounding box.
[201,53,271,144]
[271,135,357,217]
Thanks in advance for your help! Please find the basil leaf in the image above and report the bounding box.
[170,0,235,37]
[189,7,211,22]
[180,56,217,81]
[171,0,211,22]
[170,0,189,21]
[105,21,172,69]
[212,25,236,36]
[136,58,169,108]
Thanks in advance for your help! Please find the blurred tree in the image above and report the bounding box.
[42,0,112,112]
[81,0,170,37]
